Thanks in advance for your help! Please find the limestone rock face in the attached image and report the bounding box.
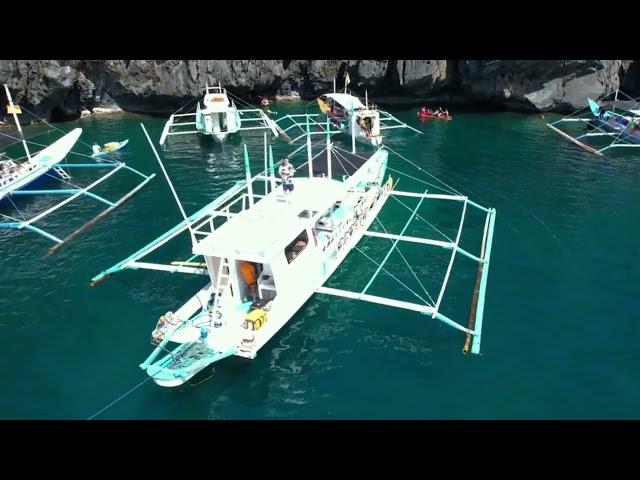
[1,59,637,121]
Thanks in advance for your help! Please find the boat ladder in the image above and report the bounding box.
[211,258,231,326]
[53,166,71,180]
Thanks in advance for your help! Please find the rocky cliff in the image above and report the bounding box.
[1,60,638,123]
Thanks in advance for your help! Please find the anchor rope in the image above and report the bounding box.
[19,104,96,151]
[7,195,26,221]
[173,95,200,115]
[86,376,152,420]
[0,130,117,163]
[387,166,457,195]
[383,145,463,196]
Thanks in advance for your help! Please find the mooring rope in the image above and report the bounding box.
[86,376,152,420]
[19,105,97,151]
[383,145,463,196]
[7,195,26,221]
[387,166,457,195]
[0,130,111,162]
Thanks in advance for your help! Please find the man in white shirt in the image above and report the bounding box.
[278,157,296,196]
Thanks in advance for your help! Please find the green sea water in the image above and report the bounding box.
[1,102,639,419]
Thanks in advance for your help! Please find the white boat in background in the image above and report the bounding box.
[275,78,422,153]
[159,84,279,146]
[0,84,82,201]
[92,115,497,388]
[317,92,384,147]
[0,84,155,253]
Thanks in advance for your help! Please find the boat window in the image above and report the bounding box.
[285,230,309,264]
[297,209,318,219]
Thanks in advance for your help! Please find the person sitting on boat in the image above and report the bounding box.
[444,109,449,117]
[92,144,101,155]
[279,157,296,196]
[421,106,427,113]
[239,261,258,300]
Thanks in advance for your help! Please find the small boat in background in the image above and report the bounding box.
[91,139,129,158]
[160,84,279,146]
[417,107,452,121]
[547,89,640,156]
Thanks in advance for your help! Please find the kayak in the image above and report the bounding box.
[92,139,129,157]
[418,112,452,120]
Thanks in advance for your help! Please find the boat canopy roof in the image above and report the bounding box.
[205,85,226,94]
[192,177,348,262]
[323,93,366,111]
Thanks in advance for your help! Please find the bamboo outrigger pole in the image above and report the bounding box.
[141,123,197,246]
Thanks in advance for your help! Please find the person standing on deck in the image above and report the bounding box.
[278,157,296,197]
[239,261,258,300]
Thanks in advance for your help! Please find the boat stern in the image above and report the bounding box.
[141,342,237,387]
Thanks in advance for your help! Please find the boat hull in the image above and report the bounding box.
[0,166,60,204]
[141,149,391,386]
[1,127,82,203]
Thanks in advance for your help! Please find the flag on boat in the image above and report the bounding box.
[7,104,22,114]
[345,72,351,87]
[317,97,331,114]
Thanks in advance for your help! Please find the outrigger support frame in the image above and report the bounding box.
[315,190,496,355]
[91,128,293,286]
[0,162,155,253]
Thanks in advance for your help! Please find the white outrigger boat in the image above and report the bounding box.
[91,117,496,387]
[275,81,422,152]
[547,89,640,156]
[0,84,155,253]
[159,84,280,146]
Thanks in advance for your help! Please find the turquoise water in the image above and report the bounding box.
[1,103,639,419]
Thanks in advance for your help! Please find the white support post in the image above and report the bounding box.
[326,115,332,179]
[3,85,31,161]
[243,144,254,208]
[141,124,197,246]
[306,116,313,178]
[351,105,356,154]
[263,132,268,194]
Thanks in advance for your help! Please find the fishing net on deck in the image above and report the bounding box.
[169,342,216,369]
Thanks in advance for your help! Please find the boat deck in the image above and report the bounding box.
[193,177,349,262]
